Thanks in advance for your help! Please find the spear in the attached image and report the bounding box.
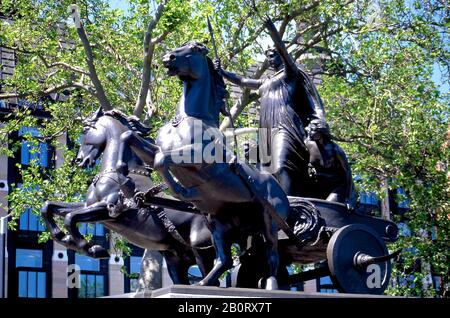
[206,15,239,157]
[207,15,220,63]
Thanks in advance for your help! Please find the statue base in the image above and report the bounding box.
[106,285,393,298]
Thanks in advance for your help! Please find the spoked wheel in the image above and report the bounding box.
[326,224,392,294]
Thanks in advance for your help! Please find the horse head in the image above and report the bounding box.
[162,41,228,126]
[76,109,149,169]
[75,107,106,168]
[163,41,209,80]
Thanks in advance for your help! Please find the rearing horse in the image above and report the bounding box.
[41,109,215,284]
[117,41,290,290]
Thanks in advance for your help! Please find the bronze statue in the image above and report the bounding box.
[305,119,354,204]
[215,17,326,196]
[116,41,291,290]
[39,15,402,295]
[41,109,215,284]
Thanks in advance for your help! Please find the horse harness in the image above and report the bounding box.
[146,183,213,250]
[92,167,152,185]
[155,209,212,250]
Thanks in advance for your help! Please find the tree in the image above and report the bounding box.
[0,0,448,296]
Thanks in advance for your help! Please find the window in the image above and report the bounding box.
[19,208,45,232]
[19,126,50,168]
[188,265,202,285]
[15,249,46,298]
[79,223,104,237]
[128,256,141,292]
[318,276,338,293]
[396,188,410,209]
[78,274,104,298]
[75,254,100,271]
[68,252,108,298]
[124,245,144,293]
[360,191,379,206]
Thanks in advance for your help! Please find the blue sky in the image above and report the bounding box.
[108,0,129,11]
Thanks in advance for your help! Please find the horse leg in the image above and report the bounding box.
[261,210,280,290]
[153,148,202,201]
[198,218,233,286]
[161,250,190,285]
[192,247,217,285]
[117,131,158,174]
[117,131,159,197]
[232,163,290,290]
[189,217,217,283]
[259,188,290,290]
[62,203,111,258]
[41,201,85,241]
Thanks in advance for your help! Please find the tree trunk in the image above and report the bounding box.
[137,250,163,291]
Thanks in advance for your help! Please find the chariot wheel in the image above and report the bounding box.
[326,224,391,295]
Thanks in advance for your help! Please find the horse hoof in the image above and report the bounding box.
[53,230,65,241]
[258,277,279,290]
[88,245,110,259]
[265,277,278,290]
[61,235,77,248]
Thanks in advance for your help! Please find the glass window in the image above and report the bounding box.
[68,251,108,298]
[396,188,410,209]
[75,254,100,271]
[19,126,49,168]
[79,223,105,237]
[124,246,144,293]
[16,248,47,298]
[18,271,27,297]
[18,271,46,298]
[360,191,378,206]
[16,249,43,268]
[79,274,104,298]
[19,208,45,232]
[188,265,202,285]
[319,276,338,293]
[129,256,141,292]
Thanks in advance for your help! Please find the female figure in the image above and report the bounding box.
[305,119,354,204]
[216,17,325,196]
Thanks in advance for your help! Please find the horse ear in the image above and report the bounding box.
[94,106,104,119]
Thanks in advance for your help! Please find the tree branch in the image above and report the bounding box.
[289,0,321,17]
[134,0,168,118]
[293,26,343,59]
[73,15,112,110]
[0,82,97,100]
[37,54,89,76]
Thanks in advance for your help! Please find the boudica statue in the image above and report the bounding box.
[42,14,400,295]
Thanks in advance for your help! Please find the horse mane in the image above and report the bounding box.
[103,109,151,136]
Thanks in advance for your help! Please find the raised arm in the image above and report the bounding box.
[263,17,297,74]
[214,60,262,90]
